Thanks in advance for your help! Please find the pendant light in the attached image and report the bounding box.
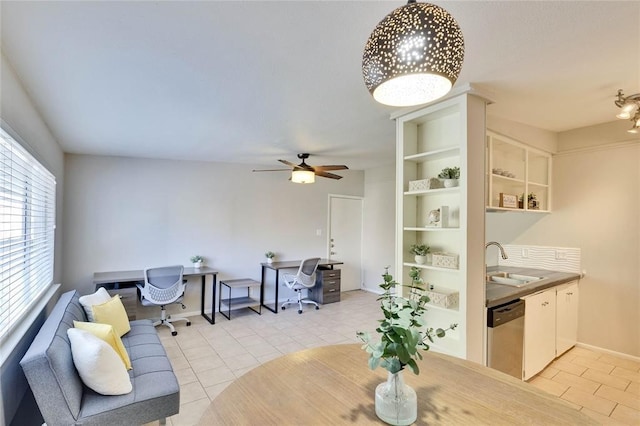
[362,0,465,107]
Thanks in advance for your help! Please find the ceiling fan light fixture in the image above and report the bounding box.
[615,89,640,132]
[291,170,315,184]
[362,0,464,107]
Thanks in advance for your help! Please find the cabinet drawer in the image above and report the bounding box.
[322,279,341,294]
[319,269,341,280]
[322,293,341,304]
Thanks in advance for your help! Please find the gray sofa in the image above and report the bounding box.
[20,290,180,425]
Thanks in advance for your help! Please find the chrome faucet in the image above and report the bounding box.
[485,241,508,260]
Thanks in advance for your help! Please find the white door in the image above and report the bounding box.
[328,195,363,292]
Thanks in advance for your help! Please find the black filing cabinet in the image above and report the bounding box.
[310,268,341,304]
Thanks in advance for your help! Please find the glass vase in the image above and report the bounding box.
[375,370,417,425]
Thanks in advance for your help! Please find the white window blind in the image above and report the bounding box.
[0,127,56,340]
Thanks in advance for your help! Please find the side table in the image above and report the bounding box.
[219,278,262,320]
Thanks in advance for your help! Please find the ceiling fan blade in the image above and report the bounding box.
[313,165,349,172]
[252,168,291,172]
[278,159,297,167]
[315,170,343,180]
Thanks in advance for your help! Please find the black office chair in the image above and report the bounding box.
[281,258,321,314]
[137,265,191,336]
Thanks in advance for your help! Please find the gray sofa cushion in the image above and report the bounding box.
[20,290,180,425]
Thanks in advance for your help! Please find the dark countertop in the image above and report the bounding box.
[486,265,581,308]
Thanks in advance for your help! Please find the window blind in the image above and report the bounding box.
[0,127,56,340]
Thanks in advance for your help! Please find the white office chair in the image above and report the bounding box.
[137,265,191,336]
[281,258,321,314]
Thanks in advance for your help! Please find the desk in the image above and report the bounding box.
[93,267,218,324]
[199,344,597,425]
[260,259,343,313]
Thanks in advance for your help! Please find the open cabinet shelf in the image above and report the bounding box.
[394,90,487,363]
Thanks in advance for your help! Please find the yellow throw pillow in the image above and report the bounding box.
[73,321,132,370]
[92,295,131,337]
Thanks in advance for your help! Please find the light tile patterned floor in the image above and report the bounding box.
[147,290,639,425]
[529,346,640,425]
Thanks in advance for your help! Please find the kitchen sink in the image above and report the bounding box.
[486,272,545,287]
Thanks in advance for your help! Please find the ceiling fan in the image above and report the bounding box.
[252,153,349,181]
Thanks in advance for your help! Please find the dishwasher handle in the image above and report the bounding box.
[487,299,525,328]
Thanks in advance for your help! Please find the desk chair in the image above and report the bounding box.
[281,258,321,314]
[137,265,191,336]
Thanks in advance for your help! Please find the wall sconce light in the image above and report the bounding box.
[615,89,640,134]
[291,170,315,184]
[362,0,465,107]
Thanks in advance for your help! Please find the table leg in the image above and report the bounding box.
[201,273,216,324]
[261,266,279,314]
[275,270,279,313]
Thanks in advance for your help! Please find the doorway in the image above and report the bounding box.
[328,195,363,292]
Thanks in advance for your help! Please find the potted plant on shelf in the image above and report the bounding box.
[190,255,204,269]
[409,244,430,265]
[438,166,460,188]
[357,267,457,425]
[264,251,276,264]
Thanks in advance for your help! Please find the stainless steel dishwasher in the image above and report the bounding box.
[487,299,525,380]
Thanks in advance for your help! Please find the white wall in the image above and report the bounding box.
[486,120,639,357]
[362,163,396,291]
[62,154,367,317]
[1,51,65,283]
[1,51,65,426]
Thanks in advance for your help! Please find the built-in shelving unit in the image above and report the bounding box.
[486,131,552,212]
[393,91,487,363]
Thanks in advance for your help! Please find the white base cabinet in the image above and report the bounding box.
[522,281,579,380]
[556,281,579,356]
[523,288,556,380]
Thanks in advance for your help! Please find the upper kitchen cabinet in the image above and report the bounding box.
[486,131,552,212]
[394,90,488,363]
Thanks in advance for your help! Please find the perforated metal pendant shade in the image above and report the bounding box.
[363,1,465,107]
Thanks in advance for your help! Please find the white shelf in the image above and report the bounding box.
[486,207,550,214]
[404,227,460,232]
[403,262,460,272]
[491,173,524,184]
[404,187,459,196]
[404,146,460,162]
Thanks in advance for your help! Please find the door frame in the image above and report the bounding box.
[327,194,364,290]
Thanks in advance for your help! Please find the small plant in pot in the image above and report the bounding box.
[438,166,460,188]
[264,251,275,263]
[190,255,204,268]
[357,267,457,424]
[409,244,430,265]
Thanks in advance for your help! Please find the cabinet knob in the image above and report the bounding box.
[330,251,336,255]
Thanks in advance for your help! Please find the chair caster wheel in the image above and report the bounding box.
[315,306,319,310]
[186,321,191,326]
[298,310,302,314]
[171,331,177,336]
[281,306,286,310]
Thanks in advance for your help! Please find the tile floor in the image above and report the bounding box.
[148,290,638,425]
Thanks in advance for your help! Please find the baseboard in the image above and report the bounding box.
[575,342,640,363]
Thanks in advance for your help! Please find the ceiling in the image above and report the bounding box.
[1,1,638,170]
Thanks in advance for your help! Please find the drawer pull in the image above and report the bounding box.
[328,289,337,292]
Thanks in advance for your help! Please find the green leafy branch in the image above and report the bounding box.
[356,267,457,375]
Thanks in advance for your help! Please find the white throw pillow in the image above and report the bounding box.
[67,328,132,395]
[78,287,112,322]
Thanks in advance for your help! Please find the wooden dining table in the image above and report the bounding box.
[198,344,597,425]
